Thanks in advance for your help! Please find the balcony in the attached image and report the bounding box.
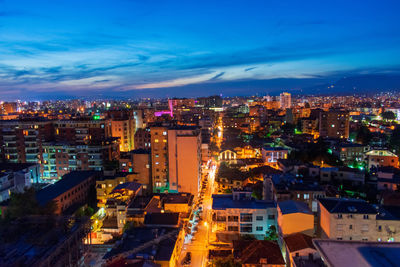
[240,214,253,222]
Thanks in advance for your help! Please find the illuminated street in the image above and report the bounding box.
[178,159,217,267]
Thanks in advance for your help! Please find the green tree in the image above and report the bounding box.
[213,255,240,267]
[381,111,396,121]
[264,225,278,241]
[4,188,56,220]
[390,126,400,153]
[356,125,372,145]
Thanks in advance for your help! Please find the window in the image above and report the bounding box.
[349,225,353,230]
[268,215,275,220]
[304,193,309,200]
[256,216,263,221]
[228,226,238,232]
[337,214,343,219]
[228,216,238,222]
[363,215,369,219]
[256,226,263,231]
[361,224,369,232]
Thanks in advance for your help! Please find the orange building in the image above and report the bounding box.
[366,149,399,169]
[277,200,314,236]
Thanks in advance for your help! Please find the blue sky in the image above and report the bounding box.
[0,0,400,99]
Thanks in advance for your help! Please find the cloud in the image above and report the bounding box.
[244,67,257,72]
[209,72,225,81]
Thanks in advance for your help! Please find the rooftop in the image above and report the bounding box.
[104,227,178,261]
[284,233,315,252]
[0,163,38,172]
[278,200,313,215]
[112,182,142,193]
[313,239,400,267]
[144,213,180,227]
[318,198,377,214]
[212,194,276,210]
[36,171,99,206]
[233,240,285,265]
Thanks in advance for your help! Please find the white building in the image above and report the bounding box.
[212,190,277,240]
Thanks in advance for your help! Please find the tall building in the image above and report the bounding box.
[41,139,119,181]
[0,119,54,164]
[319,110,350,139]
[280,92,292,109]
[1,102,18,114]
[108,110,136,152]
[150,125,201,194]
[134,128,151,149]
[54,118,111,144]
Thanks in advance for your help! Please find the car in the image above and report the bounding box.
[182,252,192,266]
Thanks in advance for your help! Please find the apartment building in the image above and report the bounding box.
[108,110,136,152]
[319,110,350,139]
[36,171,99,214]
[150,125,201,194]
[212,190,277,240]
[0,119,54,164]
[366,149,399,169]
[54,118,111,144]
[319,198,400,242]
[0,163,39,202]
[41,139,119,181]
[261,146,289,167]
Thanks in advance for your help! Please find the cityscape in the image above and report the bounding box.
[1,1,400,267]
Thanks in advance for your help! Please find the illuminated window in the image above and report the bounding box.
[155,139,159,143]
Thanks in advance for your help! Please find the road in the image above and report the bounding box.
[177,161,216,267]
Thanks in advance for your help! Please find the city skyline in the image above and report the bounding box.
[1,0,400,100]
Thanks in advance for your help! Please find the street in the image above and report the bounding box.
[177,161,217,267]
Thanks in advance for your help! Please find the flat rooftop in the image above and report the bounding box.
[36,171,99,205]
[212,194,276,210]
[313,239,400,267]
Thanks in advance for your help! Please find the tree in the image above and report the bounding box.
[356,125,372,145]
[390,126,400,153]
[213,255,241,267]
[381,111,396,121]
[4,188,56,221]
[264,225,278,241]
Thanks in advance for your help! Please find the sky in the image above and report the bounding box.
[0,0,400,100]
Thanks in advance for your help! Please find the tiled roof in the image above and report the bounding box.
[233,240,285,265]
[284,233,315,252]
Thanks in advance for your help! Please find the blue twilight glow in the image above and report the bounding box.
[0,0,399,99]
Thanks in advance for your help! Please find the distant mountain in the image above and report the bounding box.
[302,74,400,95]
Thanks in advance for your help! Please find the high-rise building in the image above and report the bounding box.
[54,118,111,144]
[1,102,18,114]
[319,110,350,139]
[41,139,120,181]
[150,125,201,194]
[280,92,292,109]
[108,110,136,152]
[0,119,54,164]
